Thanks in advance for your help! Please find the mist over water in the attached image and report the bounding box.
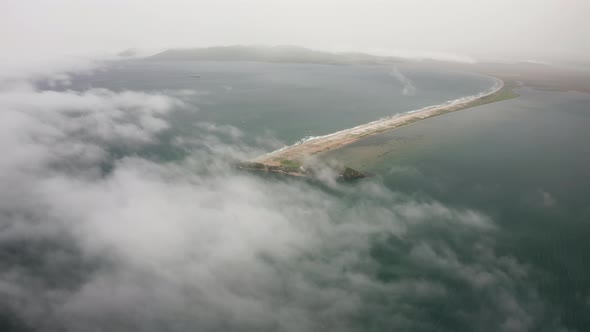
[0,59,588,332]
[66,60,496,145]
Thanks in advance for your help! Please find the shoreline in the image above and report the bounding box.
[252,78,513,170]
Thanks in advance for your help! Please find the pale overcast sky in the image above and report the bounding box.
[1,0,589,63]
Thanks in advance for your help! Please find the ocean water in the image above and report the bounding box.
[69,60,496,146]
[323,87,590,331]
[11,60,589,331]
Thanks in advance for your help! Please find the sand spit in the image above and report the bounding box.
[254,79,505,167]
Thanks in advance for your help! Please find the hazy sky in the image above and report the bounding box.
[1,0,589,63]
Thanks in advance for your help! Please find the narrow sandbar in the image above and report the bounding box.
[254,78,512,168]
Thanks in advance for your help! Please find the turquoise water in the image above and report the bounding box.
[27,61,590,331]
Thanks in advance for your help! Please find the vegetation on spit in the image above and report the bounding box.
[234,160,367,181]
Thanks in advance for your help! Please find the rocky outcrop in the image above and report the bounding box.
[235,161,367,181]
[340,167,366,180]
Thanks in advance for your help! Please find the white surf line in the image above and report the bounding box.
[255,78,504,162]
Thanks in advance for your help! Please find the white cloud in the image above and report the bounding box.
[0,61,563,331]
[0,85,183,154]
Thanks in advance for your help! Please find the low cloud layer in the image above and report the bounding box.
[0,61,564,331]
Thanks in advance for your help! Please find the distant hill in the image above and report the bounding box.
[148,45,404,65]
[148,45,590,92]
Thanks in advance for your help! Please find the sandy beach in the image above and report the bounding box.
[254,79,506,166]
